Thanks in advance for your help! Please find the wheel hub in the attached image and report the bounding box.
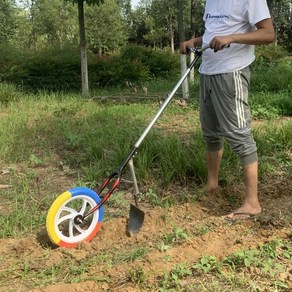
[74,214,84,225]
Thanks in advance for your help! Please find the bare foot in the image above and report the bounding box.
[200,185,220,194]
[207,185,219,192]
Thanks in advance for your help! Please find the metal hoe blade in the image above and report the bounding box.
[127,159,145,236]
[128,203,145,236]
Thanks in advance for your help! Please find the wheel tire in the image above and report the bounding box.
[46,187,104,248]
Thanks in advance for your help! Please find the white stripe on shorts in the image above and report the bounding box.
[234,71,246,128]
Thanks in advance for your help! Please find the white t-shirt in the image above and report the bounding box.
[199,0,271,75]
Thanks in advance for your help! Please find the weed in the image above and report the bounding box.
[114,247,149,263]
[163,226,189,245]
[145,188,161,206]
[69,264,89,276]
[156,241,171,252]
[0,82,23,105]
[0,83,291,291]
[29,154,43,166]
[157,263,192,291]
[105,191,129,208]
[192,255,219,274]
[222,239,291,288]
[252,104,279,119]
[0,87,291,192]
[193,224,212,236]
[127,267,146,285]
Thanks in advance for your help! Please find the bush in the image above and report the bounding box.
[255,45,287,65]
[26,46,84,92]
[147,49,180,78]
[0,45,180,92]
[89,55,150,87]
[115,45,179,80]
[0,46,83,92]
[250,57,292,93]
[0,82,24,105]
[250,45,292,94]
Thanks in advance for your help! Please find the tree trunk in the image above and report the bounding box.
[190,0,196,36]
[170,25,175,53]
[189,0,197,83]
[78,0,89,97]
[177,0,189,98]
[30,0,37,49]
[167,9,175,53]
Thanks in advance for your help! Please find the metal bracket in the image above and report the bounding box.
[128,158,140,206]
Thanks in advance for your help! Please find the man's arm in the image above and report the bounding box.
[210,18,275,52]
[179,36,203,54]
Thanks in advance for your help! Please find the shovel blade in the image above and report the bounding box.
[128,204,145,236]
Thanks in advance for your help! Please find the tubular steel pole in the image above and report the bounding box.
[134,46,208,149]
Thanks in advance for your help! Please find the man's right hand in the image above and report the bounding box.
[179,37,202,54]
[179,40,192,54]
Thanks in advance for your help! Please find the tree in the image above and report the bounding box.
[67,0,104,96]
[12,0,78,49]
[130,0,193,51]
[189,0,204,38]
[86,0,128,55]
[0,0,17,43]
[129,1,152,45]
[149,0,177,51]
[177,0,189,98]
[33,0,77,48]
[116,0,132,21]
[267,0,292,50]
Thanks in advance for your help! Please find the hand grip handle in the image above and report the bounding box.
[186,44,230,54]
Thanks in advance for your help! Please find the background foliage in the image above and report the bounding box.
[0,0,291,94]
[0,44,180,91]
[1,0,291,52]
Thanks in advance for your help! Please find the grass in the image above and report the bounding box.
[0,77,291,291]
[1,91,290,187]
[114,247,149,263]
[152,239,292,291]
[0,84,291,238]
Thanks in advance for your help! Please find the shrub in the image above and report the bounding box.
[0,45,180,92]
[119,45,151,61]
[118,45,179,78]
[255,45,287,64]
[251,45,292,94]
[0,82,24,105]
[23,46,82,92]
[250,57,292,93]
[89,55,150,87]
[0,46,83,92]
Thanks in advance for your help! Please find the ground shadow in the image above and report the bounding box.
[36,228,59,249]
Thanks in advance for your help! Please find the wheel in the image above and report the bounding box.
[46,187,104,248]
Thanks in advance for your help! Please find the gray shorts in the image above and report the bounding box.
[199,67,258,165]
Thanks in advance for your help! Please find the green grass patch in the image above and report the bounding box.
[0,83,291,239]
[152,239,292,291]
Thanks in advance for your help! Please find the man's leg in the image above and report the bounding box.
[207,149,223,191]
[200,74,224,192]
[226,160,261,219]
[208,69,261,219]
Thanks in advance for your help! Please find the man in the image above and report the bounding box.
[180,0,275,221]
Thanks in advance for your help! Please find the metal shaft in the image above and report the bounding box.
[128,158,140,206]
[135,68,193,148]
[134,48,206,149]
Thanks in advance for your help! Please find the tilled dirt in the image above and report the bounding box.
[0,169,291,291]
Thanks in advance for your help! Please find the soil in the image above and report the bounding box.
[0,160,291,291]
